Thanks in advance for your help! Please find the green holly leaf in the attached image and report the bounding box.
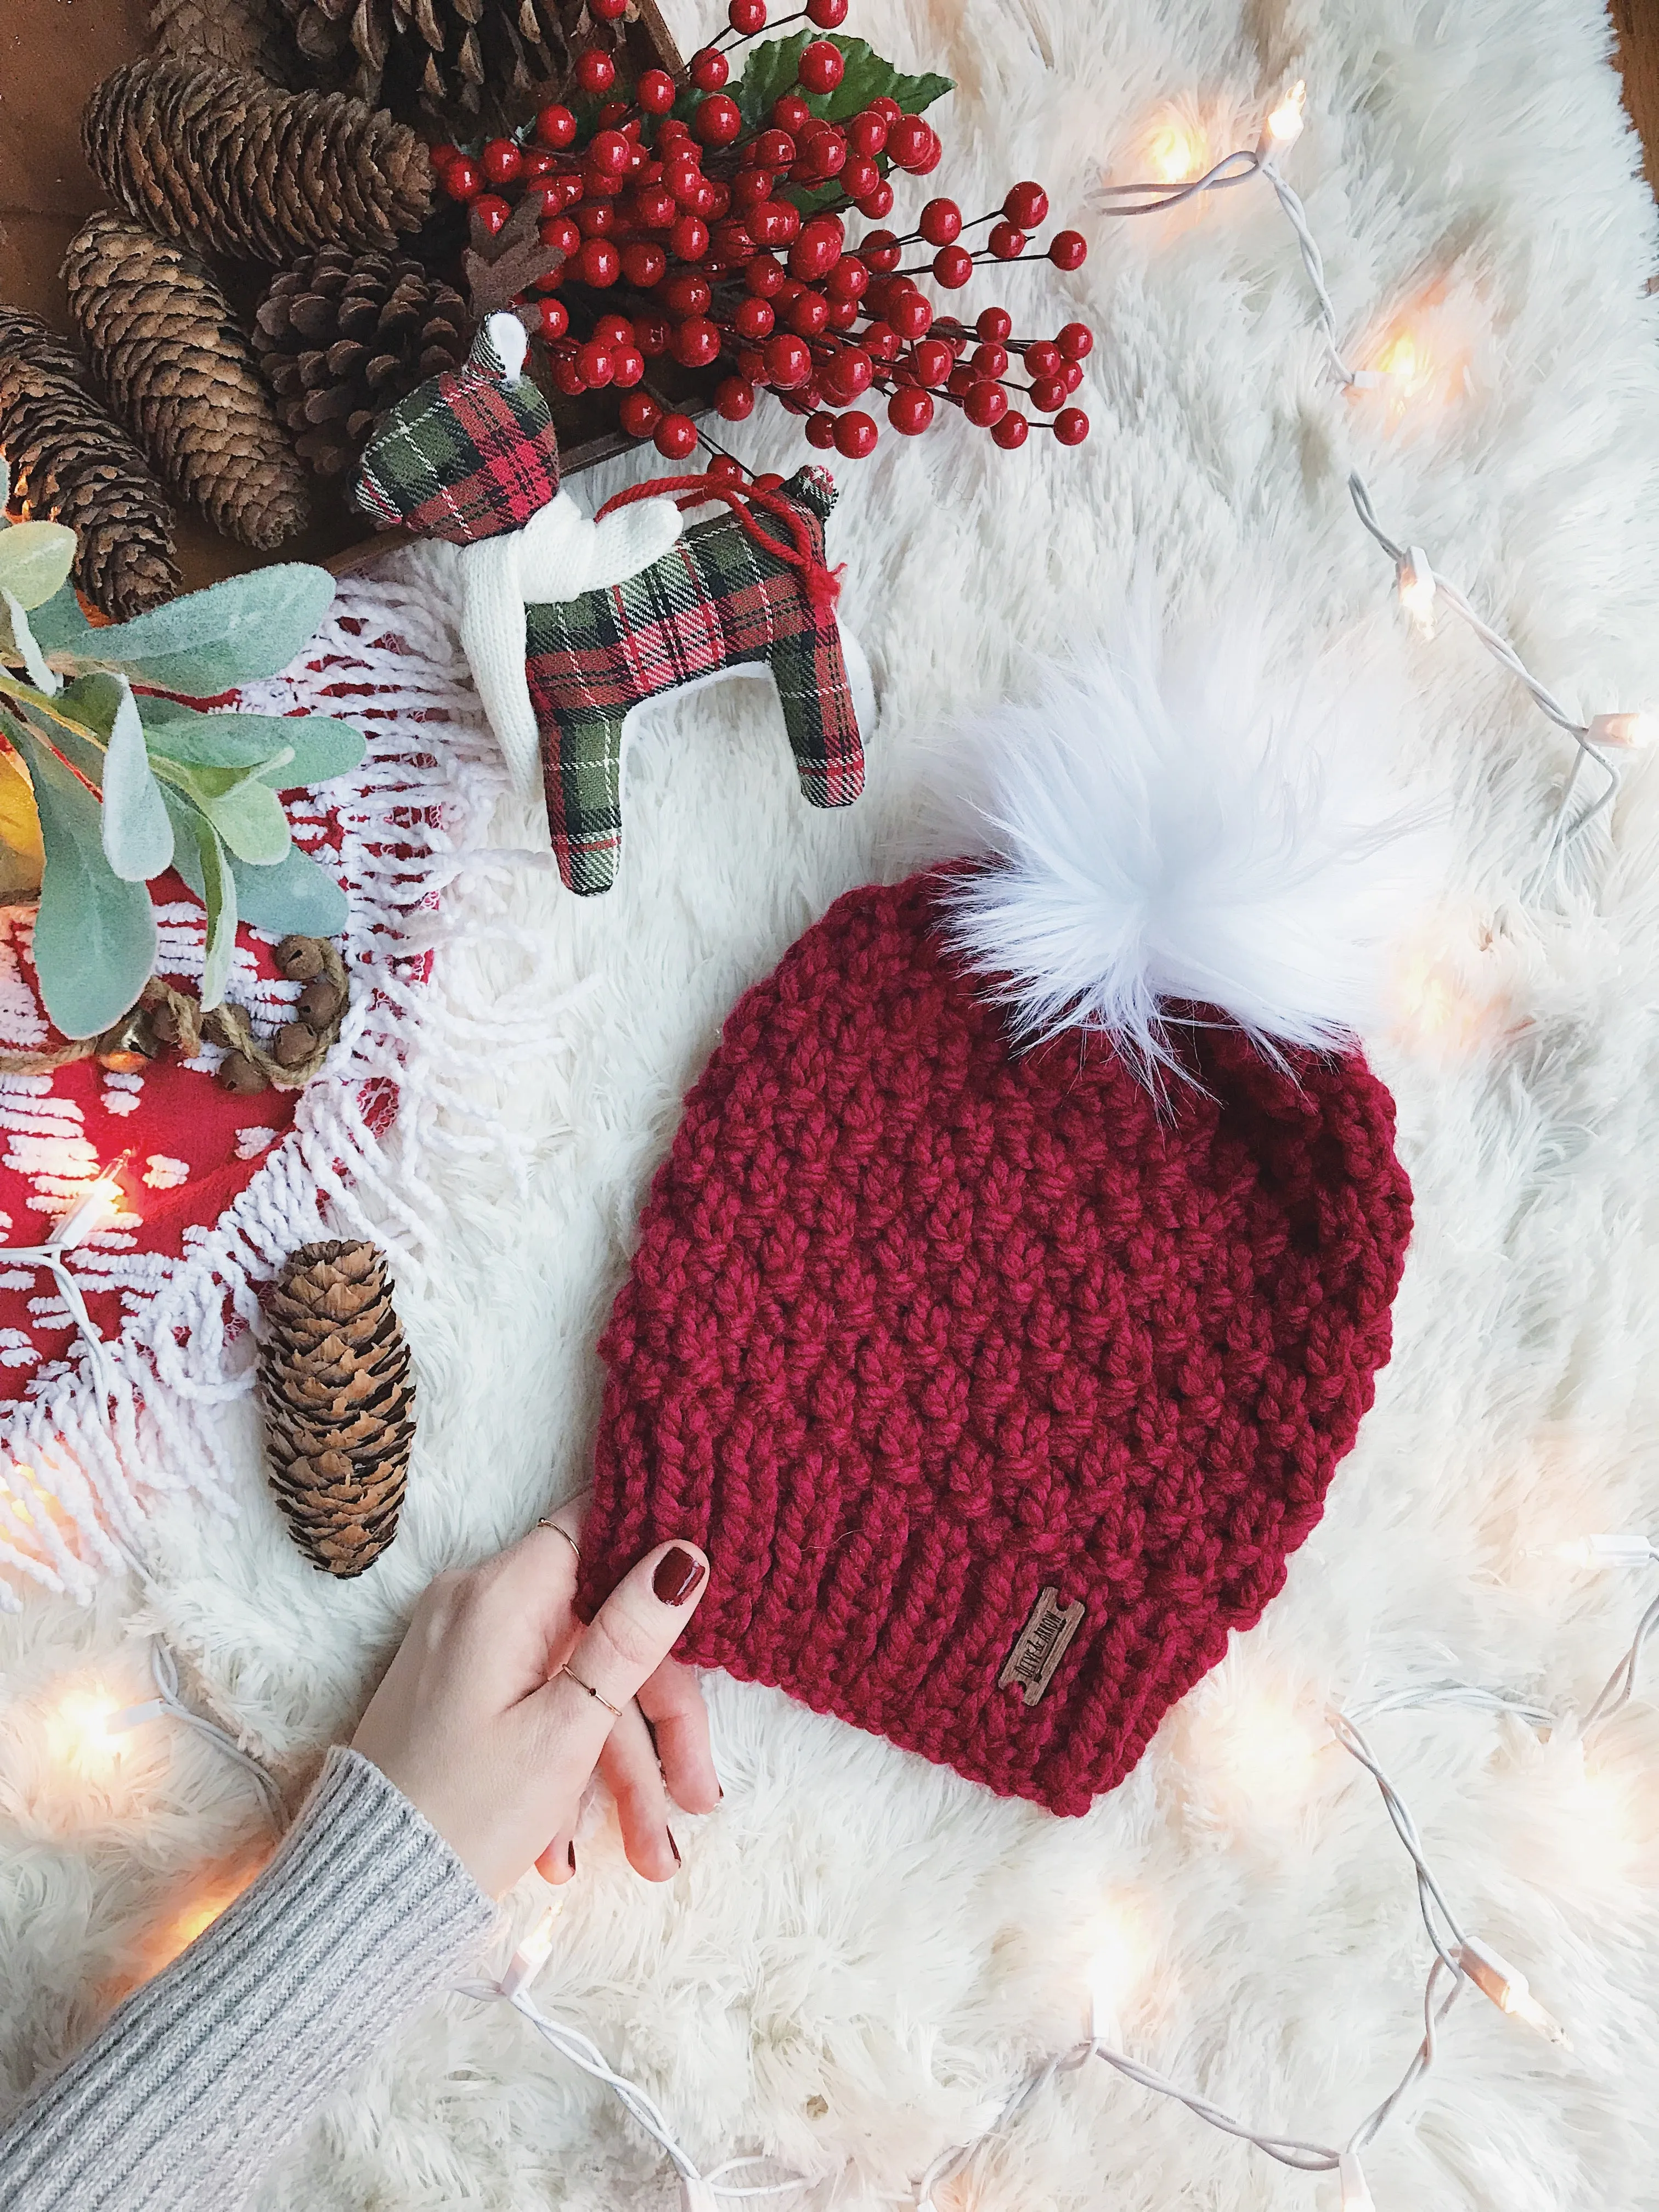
[11,726,156,1038]
[711,31,952,133]
[0,522,76,613]
[139,698,365,787]
[27,567,336,695]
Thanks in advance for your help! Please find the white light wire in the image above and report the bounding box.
[109,1638,286,1831]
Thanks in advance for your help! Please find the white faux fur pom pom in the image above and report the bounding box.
[940,604,1442,1075]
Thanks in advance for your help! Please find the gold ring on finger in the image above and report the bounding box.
[536,1517,581,1564]
[559,1663,622,1717]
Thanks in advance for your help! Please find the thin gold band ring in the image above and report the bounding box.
[536,1517,581,1564]
[559,1664,622,1717]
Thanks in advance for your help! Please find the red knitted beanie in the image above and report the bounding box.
[575,636,1426,1816]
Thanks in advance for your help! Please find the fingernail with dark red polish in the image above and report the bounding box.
[667,1829,681,1867]
[568,1841,576,1874]
[653,1547,706,1605]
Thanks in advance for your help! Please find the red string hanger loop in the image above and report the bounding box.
[595,472,844,618]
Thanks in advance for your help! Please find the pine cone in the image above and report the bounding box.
[259,1240,415,1578]
[255,247,469,477]
[81,56,434,264]
[149,0,305,84]
[63,214,311,549]
[0,306,180,619]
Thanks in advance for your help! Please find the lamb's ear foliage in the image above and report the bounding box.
[0,535,358,1037]
[940,604,1444,1082]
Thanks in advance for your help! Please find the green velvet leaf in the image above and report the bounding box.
[191,813,237,1012]
[152,756,291,864]
[139,698,365,786]
[0,522,77,612]
[12,728,156,1038]
[25,567,336,695]
[101,679,174,883]
[166,789,349,938]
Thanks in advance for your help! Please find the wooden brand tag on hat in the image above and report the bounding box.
[998,1587,1085,1706]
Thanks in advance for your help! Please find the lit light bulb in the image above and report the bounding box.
[1338,2151,1375,2212]
[1586,712,1657,750]
[143,1867,260,1976]
[51,1155,132,1249]
[47,1689,128,1775]
[1147,120,1206,184]
[1262,80,1307,149]
[1397,547,1436,636]
[500,1895,566,1999]
[1554,1532,1656,1568]
[1195,1683,1322,1816]
[1455,1935,1570,2049]
[1086,1896,1148,2043]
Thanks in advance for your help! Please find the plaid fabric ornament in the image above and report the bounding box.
[527,469,864,895]
[354,317,561,545]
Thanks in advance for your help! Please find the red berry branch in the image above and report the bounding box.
[431,14,1093,466]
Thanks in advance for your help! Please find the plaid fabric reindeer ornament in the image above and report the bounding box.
[355,313,867,894]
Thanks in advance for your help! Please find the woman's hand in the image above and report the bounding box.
[351,1513,715,1898]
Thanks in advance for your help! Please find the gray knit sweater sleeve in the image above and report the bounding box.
[0,1745,498,2212]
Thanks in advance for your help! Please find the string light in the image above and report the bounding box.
[1453,1936,1569,2049]
[0,1154,134,1405]
[1260,78,1307,152]
[1396,546,1436,637]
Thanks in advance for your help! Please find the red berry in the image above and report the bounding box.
[973,341,1009,377]
[1053,407,1089,444]
[1024,340,1063,380]
[856,180,895,220]
[575,201,615,236]
[889,289,933,341]
[838,155,877,199]
[429,140,460,171]
[1057,320,1093,362]
[729,0,766,29]
[992,410,1030,449]
[591,0,628,18]
[661,270,713,317]
[772,91,811,132]
[1003,180,1048,229]
[637,67,676,114]
[614,346,647,386]
[805,411,839,450]
[473,193,512,236]
[765,332,812,387]
[654,412,700,459]
[521,148,559,182]
[888,114,933,170]
[443,155,483,201]
[962,380,1008,427]
[869,95,902,123]
[988,222,1025,259]
[807,0,848,21]
[592,312,634,346]
[576,339,614,387]
[862,319,900,362]
[732,168,774,213]
[657,117,691,144]
[636,315,672,356]
[785,288,829,336]
[733,296,775,340]
[537,103,577,148]
[833,409,877,457]
[619,391,663,439]
[862,229,901,273]
[596,98,631,128]
[798,39,845,94]
[621,240,668,287]
[708,453,747,482]
[577,237,621,286]
[919,198,962,246]
[670,317,721,368]
[794,125,847,179]
[754,128,795,170]
[822,344,873,399]
[825,253,869,301]
[574,49,616,95]
[589,128,631,177]
[912,129,942,174]
[538,297,569,340]
[482,138,521,184]
[715,374,757,420]
[826,297,860,329]
[933,244,973,288]
[670,213,710,260]
[911,337,952,385]
[541,213,581,257]
[788,215,844,281]
[888,386,934,435]
[847,109,888,156]
[1048,229,1087,271]
[1063,359,1084,392]
[749,201,802,247]
[690,46,730,91]
[550,352,586,396]
[977,306,1013,342]
[695,93,743,146]
[1028,376,1066,411]
[746,252,787,297]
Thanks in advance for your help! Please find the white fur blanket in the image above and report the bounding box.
[4,1,1659,2207]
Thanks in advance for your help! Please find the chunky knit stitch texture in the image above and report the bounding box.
[579,871,1413,1817]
